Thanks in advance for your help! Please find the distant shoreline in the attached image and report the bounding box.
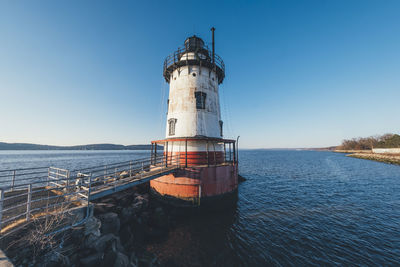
[0,142,162,151]
[334,150,400,165]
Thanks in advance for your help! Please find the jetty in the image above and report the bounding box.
[0,154,180,238]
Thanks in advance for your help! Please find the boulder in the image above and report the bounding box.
[98,212,120,234]
[94,202,116,214]
[42,251,70,267]
[89,233,122,253]
[84,216,101,236]
[138,251,159,267]
[120,206,136,225]
[119,225,134,248]
[115,252,130,267]
[80,253,103,266]
[132,195,149,213]
[151,207,168,229]
[103,250,130,267]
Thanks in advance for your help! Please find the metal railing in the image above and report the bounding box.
[163,44,225,84]
[0,154,182,238]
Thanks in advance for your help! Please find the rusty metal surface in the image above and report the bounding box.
[150,165,238,202]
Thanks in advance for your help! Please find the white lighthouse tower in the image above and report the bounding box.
[150,28,238,206]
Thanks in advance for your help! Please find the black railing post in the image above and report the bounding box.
[233,142,236,165]
[165,142,168,167]
[185,139,188,168]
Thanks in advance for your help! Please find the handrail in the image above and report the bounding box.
[0,154,183,237]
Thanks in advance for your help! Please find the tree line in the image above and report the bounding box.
[338,133,400,150]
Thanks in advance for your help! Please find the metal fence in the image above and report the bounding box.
[0,154,181,239]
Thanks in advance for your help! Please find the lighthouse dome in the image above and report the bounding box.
[184,35,205,52]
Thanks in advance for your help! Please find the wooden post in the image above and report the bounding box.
[26,184,32,221]
[0,189,4,231]
[129,161,132,177]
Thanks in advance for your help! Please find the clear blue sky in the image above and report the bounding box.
[1,0,399,148]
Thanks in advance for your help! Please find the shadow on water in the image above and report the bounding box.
[148,199,240,267]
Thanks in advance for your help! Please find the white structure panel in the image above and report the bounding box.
[166,65,222,138]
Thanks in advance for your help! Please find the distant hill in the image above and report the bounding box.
[0,142,163,150]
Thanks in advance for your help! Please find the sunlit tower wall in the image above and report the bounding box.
[150,28,238,207]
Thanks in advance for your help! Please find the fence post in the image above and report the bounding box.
[129,161,132,177]
[26,184,32,221]
[0,188,4,231]
[87,174,92,206]
[11,170,16,191]
[104,165,107,183]
[66,170,70,192]
[141,162,144,179]
[47,168,50,187]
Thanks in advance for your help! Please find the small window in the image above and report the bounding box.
[167,99,169,114]
[219,120,223,136]
[168,118,177,136]
[192,73,196,77]
[195,91,206,109]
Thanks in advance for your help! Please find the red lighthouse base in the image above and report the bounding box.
[150,165,238,207]
[150,137,238,207]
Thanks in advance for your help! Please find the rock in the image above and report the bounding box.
[84,216,101,236]
[130,252,138,267]
[89,233,122,253]
[94,202,116,214]
[113,191,133,207]
[84,233,100,249]
[42,251,70,267]
[115,252,130,267]
[140,211,150,225]
[138,251,159,267]
[80,253,103,266]
[120,206,136,225]
[238,174,247,182]
[103,250,129,267]
[151,207,168,229]
[119,171,129,178]
[98,212,120,234]
[119,225,134,248]
[132,195,149,213]
[147,227,167,239]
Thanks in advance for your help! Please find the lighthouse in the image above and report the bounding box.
[150,28,238,207]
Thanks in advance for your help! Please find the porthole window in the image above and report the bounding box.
[192,73,196,77]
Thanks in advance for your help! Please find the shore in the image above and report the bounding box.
[335,150,400,165]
